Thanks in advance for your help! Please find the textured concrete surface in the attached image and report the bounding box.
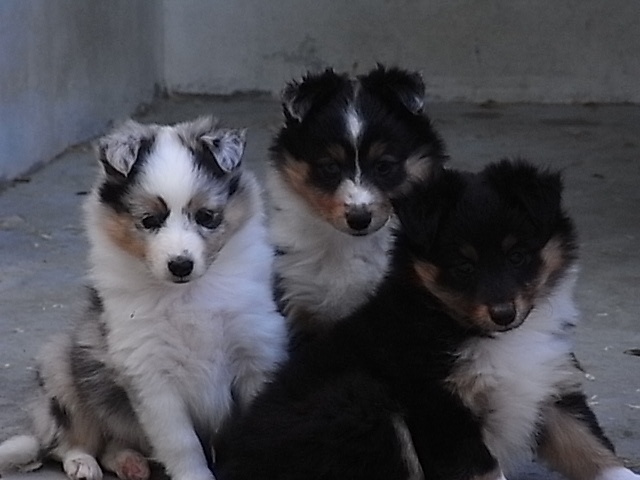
[5,1,639,181]
[0,0,161,181]
[164,0,640,103]
[0,95,639,479]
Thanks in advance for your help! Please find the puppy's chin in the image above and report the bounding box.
[491,317,526,333]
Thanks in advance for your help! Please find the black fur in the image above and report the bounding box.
[98,136,155,214]
[271,65,446,196]
[49,397,71,431]
[216,160,582,480]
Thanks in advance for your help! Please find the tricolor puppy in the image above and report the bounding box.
[268,65,446,334]
[215,160,637,480]
[0,117,288,480]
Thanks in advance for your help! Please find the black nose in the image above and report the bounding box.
[168,256,194,278]
[489,303,516,326]
[346,209,372,231]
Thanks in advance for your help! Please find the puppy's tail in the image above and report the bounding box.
[0,434,43,473]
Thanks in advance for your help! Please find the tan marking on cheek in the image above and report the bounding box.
[281,158,346,224]
[404,154,434,183]
[468,304,495,330]
[413,260,439,287]
[537,236,567,290]
[538,402,620,480]
[104,212,147,260]
[414,261,473,324]
[541,237,565,273]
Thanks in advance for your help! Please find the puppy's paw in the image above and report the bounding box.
[112,449,150,480]
[63,453,103,480]
[597,467,640,480]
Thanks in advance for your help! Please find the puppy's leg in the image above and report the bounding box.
[538,392,638,480]
[100,442,150,480]
[230,312,287,411]
[49,415,104,480]
[134,388,213,480]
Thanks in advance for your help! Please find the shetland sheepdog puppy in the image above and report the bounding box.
[215,160,637,480]
[0,117,287,480]
[268,65,446,335]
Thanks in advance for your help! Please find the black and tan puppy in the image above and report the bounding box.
[216,160,636,480]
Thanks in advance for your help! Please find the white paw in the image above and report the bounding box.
[597,467,640,480]
[63,453,103,480]
[112,450,150,480]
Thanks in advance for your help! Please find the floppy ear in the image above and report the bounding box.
[97,120,156,177]
[178,116,246,174]
[484,159,563,231]
[200,128,246,173]
[359,64,426,114]
[282,68,349,122]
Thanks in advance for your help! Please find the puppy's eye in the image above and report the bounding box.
[508,250,530,267]
[317,161,341,179]
[373,156,399,177]
[141,214,165,230]
[195,209,222,229]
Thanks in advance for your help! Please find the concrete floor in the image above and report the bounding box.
[0,95,638,479]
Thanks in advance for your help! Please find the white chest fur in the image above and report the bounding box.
[268,171,395,322]
[446,272,580,472]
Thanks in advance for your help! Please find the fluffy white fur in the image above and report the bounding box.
[448,269,581,473]
[0,120,288,480]
[83,131,287,480]
[268,169,395,323]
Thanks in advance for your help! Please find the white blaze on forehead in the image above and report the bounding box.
[140,129,200,208]
[338,179,375,206]
[345,107,363,145]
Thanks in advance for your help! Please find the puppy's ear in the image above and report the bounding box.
[484,159,563,230]
[97,120,156,177]
[200,128,246,173]
[179,116,246,174]
[359,64,426,114]
[282,69,349,122]
[393,169,464,253]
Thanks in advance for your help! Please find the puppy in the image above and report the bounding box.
[0,117,288,480]
[215,160,637,480]
[268,65,446,335]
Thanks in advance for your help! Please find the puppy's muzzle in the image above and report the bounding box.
[168,255,194,282]
[345,207,373,232]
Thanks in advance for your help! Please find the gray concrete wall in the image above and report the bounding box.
[2,1,638,181]
[0,1,162,182]
[163,0,640,103]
